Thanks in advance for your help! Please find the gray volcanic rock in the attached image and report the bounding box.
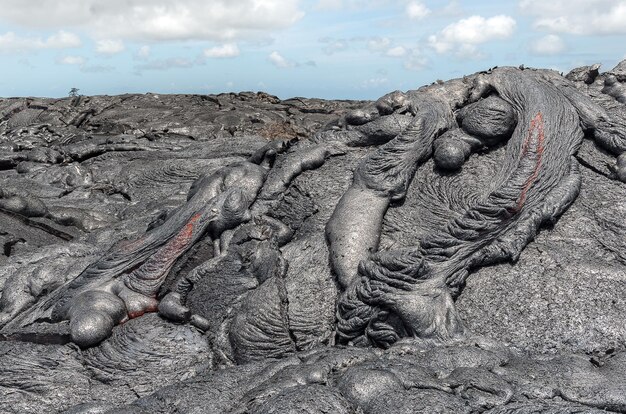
[458,165,626,354]
[1,62,626,414]
[84,340,626,413]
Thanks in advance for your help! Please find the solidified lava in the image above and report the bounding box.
[1,63,626,413]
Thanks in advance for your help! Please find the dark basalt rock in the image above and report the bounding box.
[0,63,626,413]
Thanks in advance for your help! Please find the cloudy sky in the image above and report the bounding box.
[0,0,624,99]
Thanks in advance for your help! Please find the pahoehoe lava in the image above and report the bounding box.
[1,62,626,413]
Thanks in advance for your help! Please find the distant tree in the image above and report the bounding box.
[68,88,80,97]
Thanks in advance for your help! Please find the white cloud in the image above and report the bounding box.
[58,55,86,65]
[269,51,294,68]
[455,43,485,60]
[80,64,114,73]
[315,0,388,11]
[520,0,626,35]
[95,39,125,55]
[320,37,349,55]
[367,37,411,59]
[361,77,389,88]
[137,45,151,59]
[404,48,428,71]
[367,37,391,52]
[406,1,431,20]
[57,54,116,73]
[135,56,204,71]
[204,43,240,58]
[0,0,304,42]
[529,34,565,55]
[46,31,82,48]
[440,1,463,17]
[321,36,408,59]
[315,0,342,10]
[428,15,516,56]
[0,30,81,51]
[386,46,407,57]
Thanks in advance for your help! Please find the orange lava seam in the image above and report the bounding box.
[516,112,545,210]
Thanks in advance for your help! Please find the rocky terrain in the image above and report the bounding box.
[0,61,626,414]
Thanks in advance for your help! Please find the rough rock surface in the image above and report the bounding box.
[1,62,626,413]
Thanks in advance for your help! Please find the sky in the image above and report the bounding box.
[0,0,624,100]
